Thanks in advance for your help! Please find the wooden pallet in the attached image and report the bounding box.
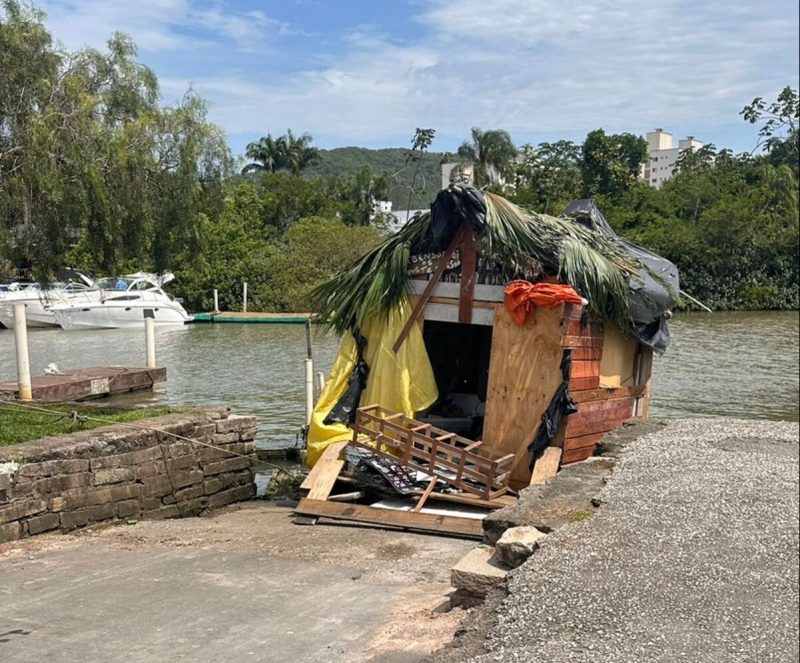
[351,405,514,500]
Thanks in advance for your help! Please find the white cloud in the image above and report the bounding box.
[38,0,799,151]
[38,0,293,52]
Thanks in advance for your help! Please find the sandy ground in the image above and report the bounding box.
[0,502,474,663]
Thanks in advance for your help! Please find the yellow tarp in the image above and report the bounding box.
[306,298,438,467]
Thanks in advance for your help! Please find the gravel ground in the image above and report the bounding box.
[439,418,800,663]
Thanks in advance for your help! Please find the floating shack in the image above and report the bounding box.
[299,186,678,528]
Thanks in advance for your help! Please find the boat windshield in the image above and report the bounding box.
[95,277,157,291]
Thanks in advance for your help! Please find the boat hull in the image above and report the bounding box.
[54,300,193,330]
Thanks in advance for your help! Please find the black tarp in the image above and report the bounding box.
[562,199,680,354]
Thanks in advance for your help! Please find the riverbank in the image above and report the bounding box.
[427,417,800,663]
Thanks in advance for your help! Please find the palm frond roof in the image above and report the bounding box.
[309,189,670,336]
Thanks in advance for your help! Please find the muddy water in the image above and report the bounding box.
[0,311,797,448]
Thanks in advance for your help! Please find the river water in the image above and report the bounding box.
[0,312,797,448]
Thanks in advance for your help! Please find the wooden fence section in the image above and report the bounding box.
[352,405,514,500]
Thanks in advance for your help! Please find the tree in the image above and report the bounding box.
[457,127,516,187]
[0,2,231,277]
[242,135,284,174]
[280,130,321,175]
[241,130,320,176]
[741,86,799,172]
[338,166,394,226]
[580,130,647,197]
[512,140,581,214]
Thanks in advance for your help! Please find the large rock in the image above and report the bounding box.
[494,525,547,568]
[451,545,510,598]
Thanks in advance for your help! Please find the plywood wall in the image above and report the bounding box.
[599,326,640,388]
[482,305,565,487]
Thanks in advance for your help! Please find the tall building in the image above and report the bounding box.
[642,129,704,188]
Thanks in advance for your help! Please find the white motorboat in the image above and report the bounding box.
[0,271,96,328]
[52,272,193,330]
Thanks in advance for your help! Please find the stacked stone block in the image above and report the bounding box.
[0,409,257,544]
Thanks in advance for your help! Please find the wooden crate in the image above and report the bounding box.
[352,405,514,500]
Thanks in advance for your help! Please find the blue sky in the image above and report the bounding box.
[38,0,799,158]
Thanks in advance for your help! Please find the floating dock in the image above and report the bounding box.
[0,366,166,402]
[192,312,312,324]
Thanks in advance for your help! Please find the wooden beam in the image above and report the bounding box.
[295,499,484,538]
[529,447,562,485]
[411,477,437,512]
[300,441,347,491]
[458,227,477,324]
[393,226,466,353]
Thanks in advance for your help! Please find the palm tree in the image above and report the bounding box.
[241,134,284,174]
[457,127,517,187]
[280,130,320,175]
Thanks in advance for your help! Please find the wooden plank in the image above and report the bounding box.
[295,499,484,539]
[570,359,602,379]
[562,447,596,464]
[424,491,516,510]
[569,376,601,390]
[300,441,347,491]
[563,432,606,451]
[306,459,345,500]
[412,478,438,512]
[571,385,645,403]
[562,318,604,338]
[530,447,562,485]
[575,397,635,414]
[393,226,465,353]
[599,326,640,388]
[571,347,603,361]
[408,279,505,303]
[562,334,604,348]
[426,296,497,310]
[458,227,477,324]
[565,412,631,438]
[483,305,566,486]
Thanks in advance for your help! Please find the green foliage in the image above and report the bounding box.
[0,1,231,278]
[302,146,447,209]
[242,130,321,176]
[580,130,647,197]
[457,127,517,187]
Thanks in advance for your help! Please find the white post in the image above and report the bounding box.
[13,303,32,401]
[304,358,314,426]
[315,371,325,398]
[213,289,219,313]
[144,317,156,368]
[242,282,248,313]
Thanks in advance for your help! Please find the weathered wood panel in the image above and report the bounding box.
[599,326,640,388]
[483,305,565,487]
[530,447,562,485]
[295,498,484,538]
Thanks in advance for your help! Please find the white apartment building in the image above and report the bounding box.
[642,129,704,188]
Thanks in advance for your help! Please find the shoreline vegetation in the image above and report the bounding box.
[1,2,798,318]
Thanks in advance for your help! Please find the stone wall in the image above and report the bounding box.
[0,408,257,544]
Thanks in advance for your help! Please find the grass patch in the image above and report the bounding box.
[568,509,595,523]
[0,403,177,447]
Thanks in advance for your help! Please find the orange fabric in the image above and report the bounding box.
[504,280,584,326]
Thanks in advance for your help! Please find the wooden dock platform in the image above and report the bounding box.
[192,312,311,324]
[0,366,166,402]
